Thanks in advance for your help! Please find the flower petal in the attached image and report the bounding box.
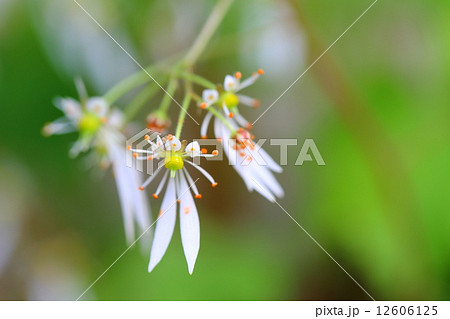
[86,97,109,117]
[165,136,181,151]
[178,173,200,274]
[224,75,239,92]
[185,141,201,157]
[200,111,213,138]
[148,177,177,272]
[54,97,82,122]
[202,89,219,103]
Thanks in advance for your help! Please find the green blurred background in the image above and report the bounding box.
[0,0,449,300]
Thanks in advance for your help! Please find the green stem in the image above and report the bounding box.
[124,79,166,123]
[183,0,234,67]
[175,76,194,138]
[157,75,178,114]
[104,66,157,105]
[175,94,192,139]
[103,53,180,105]
[178,71,216,89]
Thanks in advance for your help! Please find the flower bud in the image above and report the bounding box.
[146,111,171,134]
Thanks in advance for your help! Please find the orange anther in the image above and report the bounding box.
[252,99,261,108]
[202,135,207,139]
[144,135,150,140]
[177,199,181,203]
[201,148,207,154]
[138,186,144,191]
[195,194,202,199]
[228,112,234,118]
[245,122,253,130]
[240,152,246,157]
[127,146,132,151]
[235,71,242,79]
[147,155,153,160]
[212,150,219,156]
[167,134,173,141]
[212,182,218,188]
[200,102,207,109]
[152,194,159,199]
[133,153,138,158]
[257,68,264,75]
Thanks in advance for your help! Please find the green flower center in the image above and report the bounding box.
[223,92,239,108]
[164,154,184,171]
[78,113,102,134]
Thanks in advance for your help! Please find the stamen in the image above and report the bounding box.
[257,69,264,75]
[201,148,207,154]
[181,168,199,197]
[127,148,153,154]
[195,194,202,199]
[140,162,164,189]
[154,170,169,197]
[222,102,232,118]
[200,102,207,109]
[202,135,207,139]
[212,150,219,156]
[235,72,242,79]
[211,182,218,187]
[138,186,144,191]
[144,135,150,140]
[185,160,216,185]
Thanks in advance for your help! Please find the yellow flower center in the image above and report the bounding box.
[164,154,184,171]
[78,113,101,134]
[223,92,239,108]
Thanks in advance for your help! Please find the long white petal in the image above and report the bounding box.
[108,141,135,244]
[200,112,213,138]
[148,177,177,272]
[178,173,200,274]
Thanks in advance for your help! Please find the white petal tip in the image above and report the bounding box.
[148,263,157,273]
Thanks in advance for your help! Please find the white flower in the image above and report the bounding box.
[129,134,218,274]
[197,70,283,201]
[213,118,283,202]
[199,70,263,131]
[44,92,151,244]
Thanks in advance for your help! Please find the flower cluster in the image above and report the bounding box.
[199,70,284,202]
[45,68,283,274]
